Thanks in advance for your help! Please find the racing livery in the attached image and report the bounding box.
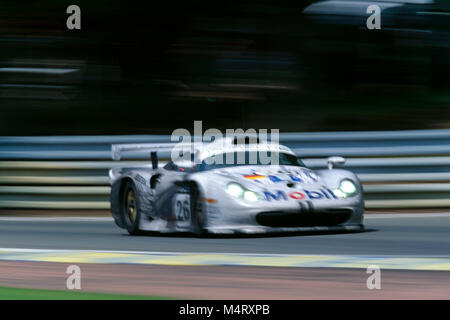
[109,136,365,235]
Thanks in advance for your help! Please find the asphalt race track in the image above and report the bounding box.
[0,213,449,299]
[0,213,449,256]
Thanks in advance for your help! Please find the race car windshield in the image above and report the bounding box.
[199,151,306,171]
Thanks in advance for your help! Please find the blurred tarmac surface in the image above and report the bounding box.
[0,213,449,255]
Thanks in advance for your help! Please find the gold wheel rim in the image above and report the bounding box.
[126,189,137,224]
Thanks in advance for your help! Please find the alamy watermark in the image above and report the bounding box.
[366,265,381,290]
[68,4,379,31]
[171,121,280,166]
[66,265,81,290]
[366,5,381,30]
[66,5,81,30]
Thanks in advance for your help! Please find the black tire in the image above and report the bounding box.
[191,184,208,236]
[121,180,141,235]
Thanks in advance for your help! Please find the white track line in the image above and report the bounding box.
[0,247,449,258]
[365,213,450,219]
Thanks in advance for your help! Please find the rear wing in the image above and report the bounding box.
[111,143,195,168]
[112,143,178,161]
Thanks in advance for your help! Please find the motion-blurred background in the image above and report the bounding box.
[1,0,450,212]
[1,0,450,135]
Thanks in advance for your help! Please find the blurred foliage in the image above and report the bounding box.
[0,0,449,135]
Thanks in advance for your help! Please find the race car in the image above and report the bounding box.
[109,136,365,235]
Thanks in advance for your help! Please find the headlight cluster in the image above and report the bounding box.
[226,183,261,202]
[333,179,358,198]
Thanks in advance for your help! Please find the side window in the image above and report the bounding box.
[163,162,178,171]
[163,161,196,173]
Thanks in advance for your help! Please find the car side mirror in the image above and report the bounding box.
[327,156,345,170]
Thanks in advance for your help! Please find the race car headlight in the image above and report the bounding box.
[226,183,260,201]
[226,183,245,198]
[333,179,357,198]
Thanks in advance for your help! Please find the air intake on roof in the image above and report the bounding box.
[232,136,260,145]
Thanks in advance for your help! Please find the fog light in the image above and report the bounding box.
[243,190,259,202]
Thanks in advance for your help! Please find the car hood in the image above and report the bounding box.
[210,165,325,189]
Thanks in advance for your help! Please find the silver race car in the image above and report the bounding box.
[109,136,365,235]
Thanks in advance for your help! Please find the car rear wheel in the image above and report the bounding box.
[121,181,141,235]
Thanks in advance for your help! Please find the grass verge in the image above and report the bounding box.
[0,286,174,300]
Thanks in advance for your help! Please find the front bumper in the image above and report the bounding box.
[205,192,364,233]
[205,224,364,235]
